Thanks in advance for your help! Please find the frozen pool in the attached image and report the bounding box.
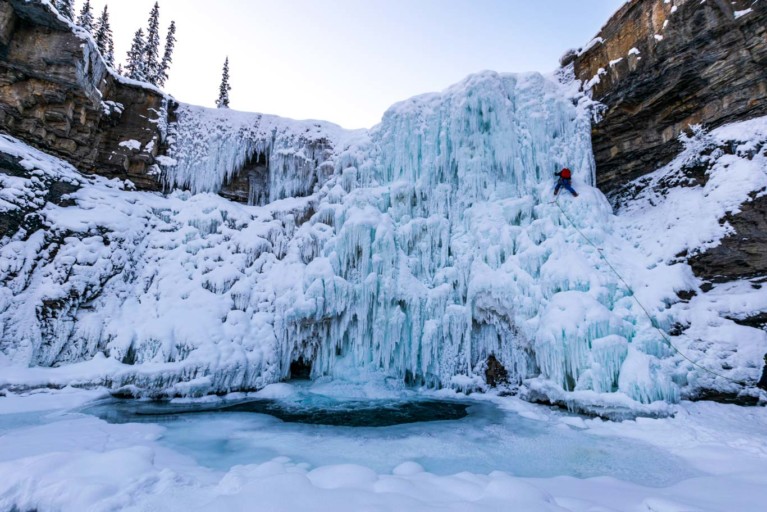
[83,384,700,487]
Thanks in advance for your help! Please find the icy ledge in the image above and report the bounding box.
[162,106,359,203]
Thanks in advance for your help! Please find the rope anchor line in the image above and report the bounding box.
[552,197,752,388]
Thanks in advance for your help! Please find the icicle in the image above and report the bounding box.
[162,105,343,202]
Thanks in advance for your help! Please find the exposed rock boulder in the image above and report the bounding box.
[689,194,767,282]
[0,0,173,191]
[574,0,767,194]
[484,355,509,388]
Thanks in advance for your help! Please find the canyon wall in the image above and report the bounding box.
[0,0,170,190]
[574,0,767,283]
[573,0,767,194]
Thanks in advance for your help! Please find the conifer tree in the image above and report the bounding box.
[56,0,75,21]
[216,57,232,109]
[156,21,176,88]
[94,5,115,67]
[144,2,162,84]
[125,29,147,82]
[76,0,94,33]
[108,38,115,68]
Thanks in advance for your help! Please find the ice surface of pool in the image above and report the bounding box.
[84,385,700,487]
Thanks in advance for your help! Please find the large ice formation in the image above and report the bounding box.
[1,71,765,405]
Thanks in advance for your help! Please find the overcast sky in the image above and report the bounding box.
[80,0,625,129]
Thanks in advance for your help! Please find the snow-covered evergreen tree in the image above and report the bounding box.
[108,38,115,68]
[76,0,94,33]
[94,5,115,67]
[55,0,75,21]
[144,2,162,85]
[216,57,232,109]
[156,21,176,88]
[119,4,177,87]
[125,29,147,82]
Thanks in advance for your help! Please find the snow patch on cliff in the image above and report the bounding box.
[614,119,767,395]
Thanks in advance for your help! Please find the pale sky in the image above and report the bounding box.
[81,0,625,129]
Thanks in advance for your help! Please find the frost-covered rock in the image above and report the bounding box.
[162,106,352,204]
[613,118,767,399]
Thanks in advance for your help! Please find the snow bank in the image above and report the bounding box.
[1,389,766,511]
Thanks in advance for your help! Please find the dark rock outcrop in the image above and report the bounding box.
[574,0,767,194]
[689,194,767,282]
[484,355,509,388]
[219,152,270,205]
[726,310,767,330]
[0,0,172,190]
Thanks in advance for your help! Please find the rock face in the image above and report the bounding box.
[218,152,270,204]
[689,194,767,282]
[0,0,171,191]
[574,0,767,194]
[575,0,767,284]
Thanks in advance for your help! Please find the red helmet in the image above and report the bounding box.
[560,168,572,179]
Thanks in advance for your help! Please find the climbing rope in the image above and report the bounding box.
[552,197,752,388]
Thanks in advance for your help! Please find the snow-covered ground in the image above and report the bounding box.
[1,385,766,511]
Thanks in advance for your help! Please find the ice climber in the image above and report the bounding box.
[554,168,578,197]
[758,353,767,391]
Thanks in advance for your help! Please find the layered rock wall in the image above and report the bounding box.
[0,0,170,190]
[574,0,767,285]
[574,0,767,194]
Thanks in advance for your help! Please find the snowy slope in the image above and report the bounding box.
[612,119,767,398]
[1,70,765,409]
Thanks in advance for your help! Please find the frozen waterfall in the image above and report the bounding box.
[1,70,716,406]
[305,71,679,402]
